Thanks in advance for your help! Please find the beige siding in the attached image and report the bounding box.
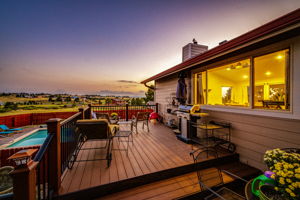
[203,110,300,170]
[155,73,192,124]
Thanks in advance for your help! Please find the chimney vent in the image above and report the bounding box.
[182,39,208,62]
[219,40,227,45]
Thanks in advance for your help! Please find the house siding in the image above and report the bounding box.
[153,35,300,170]
[203,110,300,170]
[155,72,192,124]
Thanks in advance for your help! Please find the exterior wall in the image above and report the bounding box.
[154,35,300,170]
[155,73,192,125]
[197,36,300,170]
[203,110,300,170]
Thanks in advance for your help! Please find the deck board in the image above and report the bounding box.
[59,123,230,195]
[99,162,259,200]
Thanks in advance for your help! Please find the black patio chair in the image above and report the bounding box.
[71,119,118,167]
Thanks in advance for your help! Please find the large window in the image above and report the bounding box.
[193,49,290,110]
[254,49,289,110]
[194,59,250,106]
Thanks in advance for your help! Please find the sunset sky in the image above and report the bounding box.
[0,1,299,96]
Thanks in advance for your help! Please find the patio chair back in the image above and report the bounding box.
[0,166,14,195]
[194,151,223,191]
[96,113,111,123]
[135,112,150,121]
[76,119,114,140]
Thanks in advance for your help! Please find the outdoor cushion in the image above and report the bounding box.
[0,125,22,132]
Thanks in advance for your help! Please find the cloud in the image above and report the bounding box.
[99,90,144,97]
[117,80,139,84]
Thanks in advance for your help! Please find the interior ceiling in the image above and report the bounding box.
[207,49,287,83]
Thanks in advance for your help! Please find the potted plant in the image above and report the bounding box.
[262,148,300,200]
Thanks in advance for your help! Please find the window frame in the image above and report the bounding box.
[252,48,290,111]
[193,47,291,112]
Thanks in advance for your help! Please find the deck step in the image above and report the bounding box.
[56,154,240,200]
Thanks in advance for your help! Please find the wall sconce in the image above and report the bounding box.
[8,149,38,167]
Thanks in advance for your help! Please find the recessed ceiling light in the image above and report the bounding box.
[276,55,283,60]
[265,71,271,76]
[226,67,231,71]
[243,75,248,79]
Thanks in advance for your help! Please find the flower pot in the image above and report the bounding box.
[259,185,285,200]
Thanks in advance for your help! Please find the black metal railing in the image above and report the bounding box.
[91,104,158,121]
[0,193,14,200]
[34,134,54,200]
[60,112,82,173]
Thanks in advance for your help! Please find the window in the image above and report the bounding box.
[206,59,250,106]
[254,49,289,110]
[193,49,290,111]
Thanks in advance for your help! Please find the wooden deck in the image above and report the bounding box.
[99,162,260,200]
[59,123,231,195]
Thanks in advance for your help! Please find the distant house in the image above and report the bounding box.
[0,101,4,106]
[112,98,126,105]
[141,9,300,170]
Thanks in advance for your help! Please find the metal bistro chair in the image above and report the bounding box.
[73,119,118,167]
[132,112,150,134]
[190,113,235,159]
[0,166,14,195]
[96,113,119,125]
[193,151,248,200]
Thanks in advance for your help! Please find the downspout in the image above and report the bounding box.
[144,83,155,90]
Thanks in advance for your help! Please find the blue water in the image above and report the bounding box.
[7,129,48,148]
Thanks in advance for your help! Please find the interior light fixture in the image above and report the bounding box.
[276,55,283,60]
[235,62,242,69]
[265,71,271,76]
[243,75,248,79]
[226,67,231,71]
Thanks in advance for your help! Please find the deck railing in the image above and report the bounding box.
[90,103,158,121]
[60,112,82,173]
[8,104,158,200]
[34,134,54,200]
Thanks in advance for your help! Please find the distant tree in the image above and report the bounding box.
[130,98,136,105]
[105,98,112,105]
[66,96,72,102]
[74,97,80,102]
[144,86,154,103]
[56,95,63,102]
[98,99,102,105]
[4,102,18,110]
[48,95,54,102]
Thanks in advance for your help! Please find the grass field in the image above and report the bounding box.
[0,96,48,103]
[0,107,80,116]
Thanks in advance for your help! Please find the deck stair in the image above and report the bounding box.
[55,153,261,200]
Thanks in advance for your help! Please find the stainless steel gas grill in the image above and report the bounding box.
[176,104,201,143]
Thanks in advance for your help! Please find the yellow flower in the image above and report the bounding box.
[290,192,296,197]
[295,174,300,179]
[288,185,294,190]
[286,178,292,183]
[285,188,292,194]
[270,174,276,179]
[279,178,285,185]
[275,187,279,191]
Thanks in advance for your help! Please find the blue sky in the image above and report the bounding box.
[0,0,299,96]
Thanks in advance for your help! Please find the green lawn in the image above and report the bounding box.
[0,107,80,116]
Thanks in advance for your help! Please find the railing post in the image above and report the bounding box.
[126,103,129,121]
[10,161,38,200]
[78,108,84,119]
[88,104,92,119]
[155,103,159,113]
[46,118,62,194]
